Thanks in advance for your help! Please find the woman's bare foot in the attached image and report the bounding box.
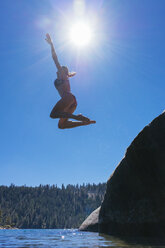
[90,120,96,124]
[86,120,96,125]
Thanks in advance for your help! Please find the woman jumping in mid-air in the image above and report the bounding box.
[46,33,96,129]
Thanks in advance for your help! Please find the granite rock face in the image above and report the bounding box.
[99,112,165,236]
[79,207,100,232]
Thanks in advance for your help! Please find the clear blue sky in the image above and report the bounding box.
[0,0,165,187]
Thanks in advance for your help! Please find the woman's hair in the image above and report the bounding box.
[62,66,76,77]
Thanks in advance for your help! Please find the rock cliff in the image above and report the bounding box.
[80,111,165,236]
[99,111,165,236]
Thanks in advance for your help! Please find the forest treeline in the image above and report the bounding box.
[0,183,106,229]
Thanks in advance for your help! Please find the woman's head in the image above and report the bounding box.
[61,66,76,78]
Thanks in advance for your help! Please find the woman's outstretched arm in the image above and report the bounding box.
[45,33,61,71]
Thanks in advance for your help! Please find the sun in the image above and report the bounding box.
[69,22,92,47]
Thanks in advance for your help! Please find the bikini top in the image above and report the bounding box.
[54,78,69,89]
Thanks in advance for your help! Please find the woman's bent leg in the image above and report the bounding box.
[50,98,70,118]
[51,111,90,121]
[58,104,96,129]
[58,119,96,129]
[50,94,90,121]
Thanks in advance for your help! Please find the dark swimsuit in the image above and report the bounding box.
[54,79,67,89]
[54,79,77,109]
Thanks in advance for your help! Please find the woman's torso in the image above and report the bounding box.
[54,78,71,98]
[54,68,71,98]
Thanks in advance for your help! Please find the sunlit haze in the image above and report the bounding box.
[69,21,92,47]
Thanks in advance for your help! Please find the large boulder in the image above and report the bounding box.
[99,111,165,236]
[79,207,100,232]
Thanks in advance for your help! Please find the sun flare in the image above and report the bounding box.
[69,22,92,47]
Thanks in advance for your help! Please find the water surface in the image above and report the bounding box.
[0,229,165,248]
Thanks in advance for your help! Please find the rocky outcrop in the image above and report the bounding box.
[79,207,100,232]
[99,111,165,236]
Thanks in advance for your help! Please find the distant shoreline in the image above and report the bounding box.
[0,183,106,229]
[0,226,18,230]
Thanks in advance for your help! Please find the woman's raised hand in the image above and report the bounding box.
[45,33,52,45]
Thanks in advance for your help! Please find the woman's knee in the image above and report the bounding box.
[50,111,55,119]
[58,123,64,129]
[58,120,66,129]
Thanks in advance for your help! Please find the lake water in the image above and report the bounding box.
[0,229,165,248]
